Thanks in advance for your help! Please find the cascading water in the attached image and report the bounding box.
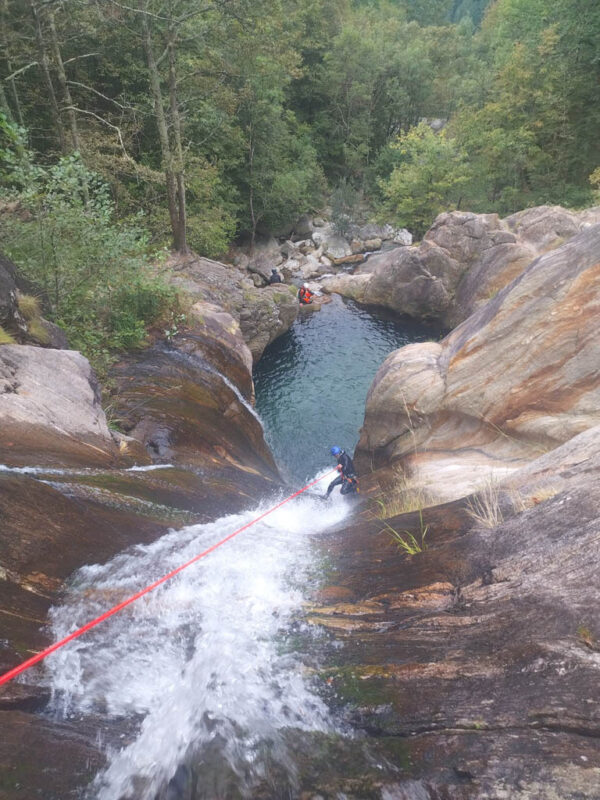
[45,480,350,799]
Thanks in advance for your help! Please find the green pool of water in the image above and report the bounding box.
[253,295,442,484]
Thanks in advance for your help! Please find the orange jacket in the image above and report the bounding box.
[299,287,313,303]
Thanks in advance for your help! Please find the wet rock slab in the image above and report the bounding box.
[306,438,600,798]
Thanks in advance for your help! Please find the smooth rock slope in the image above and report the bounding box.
[355,222,600,501]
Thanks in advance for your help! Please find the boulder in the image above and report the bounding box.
[232,253,249,269]
[35,317,69,349]
[280,239,301,259]
[323,238,459,319]
[355,224,600,502]
[238,283,298,359]
[0,345,127,468]
[248,250,285,285]
[296,255,332,281]
[167,254,299,361]
[320,272,371,303]
[321,207,599,329]
[504,204,600,252]
[311,224,354,262]
[350,237,382,255]
[280,258,301,280]
[364,237,382,252]
[293,213,314,238]
[392,227,413,245]
[354,222,412,245]
[0,253,26,338]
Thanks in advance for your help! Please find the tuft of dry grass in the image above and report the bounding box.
[17,293,41,321]
[0,325,15,345]
[509,485,559,513]
[577,625,599,652]
[372,488,432,517]
[465,479,503,528]
[373,465,432,517]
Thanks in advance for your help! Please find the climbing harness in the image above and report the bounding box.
[344,475,359,493]
[0,469,337,687]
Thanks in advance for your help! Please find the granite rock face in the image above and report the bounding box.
[0,345,125,468]
[355,223,600,501]
[110,302,278,476]
[505,204,600,251]
[168,254,298,360]
[310,427,600,798]
[321,206,600,329]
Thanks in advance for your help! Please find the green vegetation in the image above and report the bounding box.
[1,118,178,376]
[0,0,598,352]
[372,500,430,555]
[378,123,468,236]
[0,325,15,344]
[2,0,598,244]
[384,508,429,555]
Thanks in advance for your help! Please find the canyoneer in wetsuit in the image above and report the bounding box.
[325,446,359,497]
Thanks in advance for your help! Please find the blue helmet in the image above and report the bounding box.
[330,446,341,456]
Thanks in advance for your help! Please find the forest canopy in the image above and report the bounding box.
[1,0,599,247]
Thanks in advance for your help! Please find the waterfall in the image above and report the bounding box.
[45,476,348,799]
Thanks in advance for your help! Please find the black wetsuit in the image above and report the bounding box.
[326,451,358,496]
[269,272,282,284]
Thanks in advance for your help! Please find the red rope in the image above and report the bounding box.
[0,469,337,687]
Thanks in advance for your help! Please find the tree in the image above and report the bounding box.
[237,59,324,247]
[378,122,469,235]
[404,0,452,26]
[137,0,188,252]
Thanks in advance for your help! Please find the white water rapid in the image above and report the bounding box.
[45,475,349,799]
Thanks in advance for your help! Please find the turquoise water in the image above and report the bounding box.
[253,295,442,484]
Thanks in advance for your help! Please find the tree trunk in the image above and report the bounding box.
[168,26,188,254]
[0,0,23,126]
[30,0,66,152]
[0,82,12,120]
[47,9,80,152]
[248,124,257,253]
[140,0,182,252]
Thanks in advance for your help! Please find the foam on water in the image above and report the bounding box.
[0,463,175,475]
[46,472,347,799]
